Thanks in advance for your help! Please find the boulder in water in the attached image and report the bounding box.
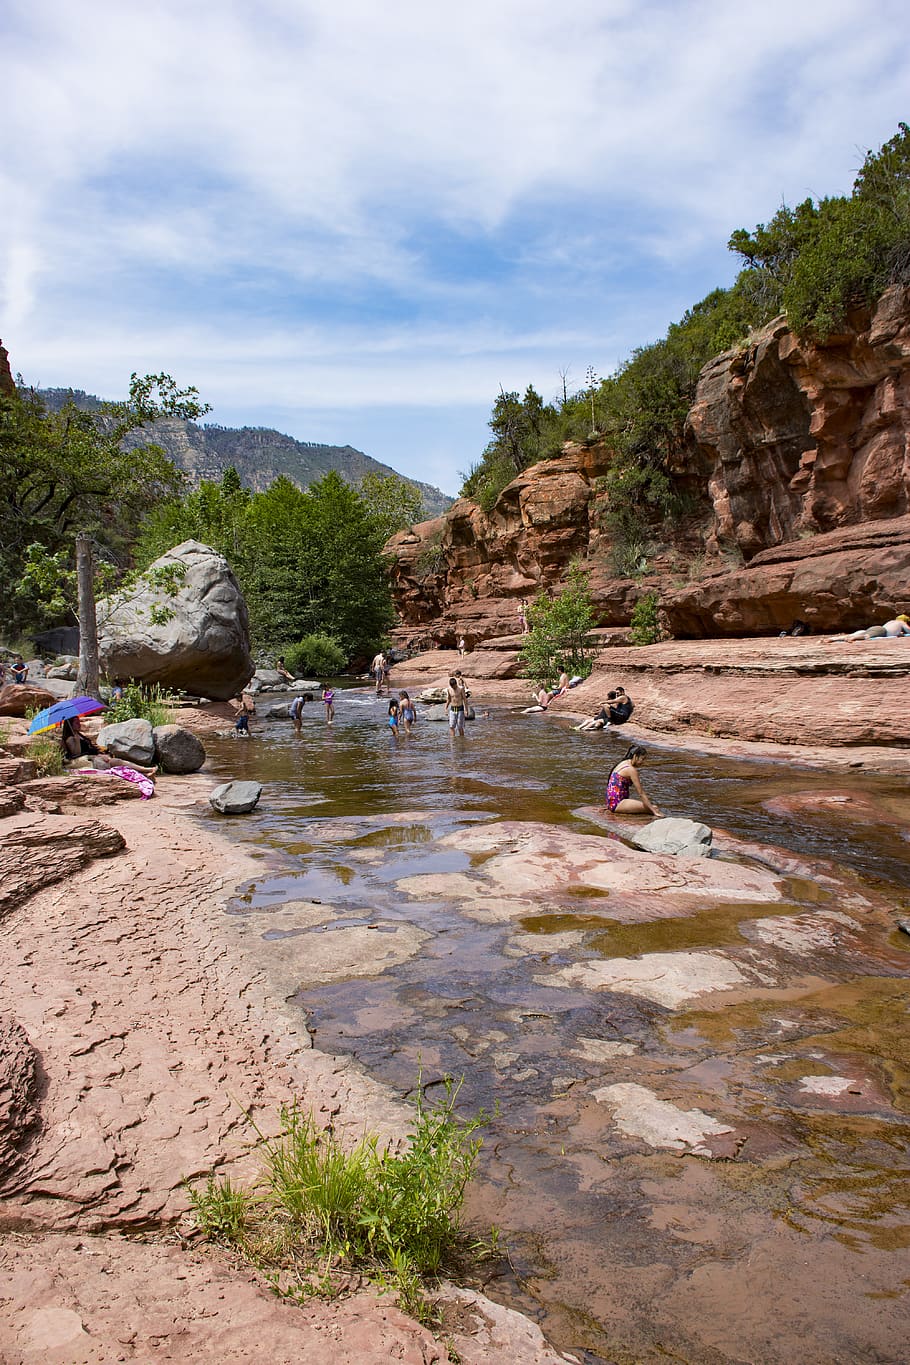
[209,780,262,814]
[98,541,253,701]
[628,817,713,858]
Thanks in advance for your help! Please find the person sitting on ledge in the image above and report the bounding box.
[575,687,635,732]
[523,685,551,713]
[275,656,295,682]
[825,615,910,642]
[10,654,28,684]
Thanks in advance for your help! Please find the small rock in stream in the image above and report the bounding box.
[209,780,263,814]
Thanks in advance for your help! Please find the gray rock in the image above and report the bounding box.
[266,701,292,719]
[32,678,77,700]
[209,780,262,814]
[152,725,206,774]
[251,669,285,691]
[98,540,253,701]
[628,817,713,858]
[291,679,320,691]
[96,718,156,765]
[25,659,46,677]
[417,687,448,703]
[420,704,449,722]
[46,662,77,679]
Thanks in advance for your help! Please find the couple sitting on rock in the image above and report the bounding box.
[575,687,634,732]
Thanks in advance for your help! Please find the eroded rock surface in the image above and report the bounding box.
[0,814,125,919]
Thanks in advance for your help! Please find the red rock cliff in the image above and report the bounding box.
[389,287,910,641]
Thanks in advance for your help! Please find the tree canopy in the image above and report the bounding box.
[0,374,207,638]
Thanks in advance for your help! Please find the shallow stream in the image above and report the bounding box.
[202,691,909,1364]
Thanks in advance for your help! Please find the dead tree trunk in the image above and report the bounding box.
[75,533,101,699]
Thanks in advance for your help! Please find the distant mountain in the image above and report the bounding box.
[37,388,453,519]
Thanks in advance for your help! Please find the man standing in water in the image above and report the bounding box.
[371,651,386,696]
[446,674,467,737]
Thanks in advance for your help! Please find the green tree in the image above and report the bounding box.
[0,372,207,636]
[359,471,423,546]
[518,565,597,684]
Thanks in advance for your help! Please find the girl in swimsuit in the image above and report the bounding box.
[399,691,416,735]
[321,684,335,724]
[387,696,400,735]
[604,745,661,816]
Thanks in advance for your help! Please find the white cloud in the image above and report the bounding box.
[2,0,909,478]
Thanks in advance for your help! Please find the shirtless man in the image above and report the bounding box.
[371,651,386,696]
[446,674,467,737]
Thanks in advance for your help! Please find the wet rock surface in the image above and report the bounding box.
[210,779,263,813]
[211,714,908,1365]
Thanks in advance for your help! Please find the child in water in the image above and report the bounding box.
[387,695,400,735]
[399,691,416,735]
[321,684,335,724]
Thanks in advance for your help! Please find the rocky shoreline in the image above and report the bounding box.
[0,737,566,1364]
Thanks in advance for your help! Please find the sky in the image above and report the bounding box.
[2,1,908,495]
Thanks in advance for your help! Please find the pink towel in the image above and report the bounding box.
[78,766,156,800]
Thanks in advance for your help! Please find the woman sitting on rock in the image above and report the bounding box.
[604,745,661,817]
[60,718,157,776]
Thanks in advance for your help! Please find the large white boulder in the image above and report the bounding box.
[98,542,253,701]
[628,817,713,858]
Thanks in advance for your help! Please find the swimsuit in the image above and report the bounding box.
[402,706,416,723]
[605,770,631,810]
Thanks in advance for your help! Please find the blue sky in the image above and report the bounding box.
[2,0,908,494]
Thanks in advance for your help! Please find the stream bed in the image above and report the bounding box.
[202,692,909,1364]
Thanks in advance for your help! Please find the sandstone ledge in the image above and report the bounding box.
[390,637,910,763]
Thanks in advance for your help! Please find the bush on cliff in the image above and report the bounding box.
[630,592,661,646]
[519,565,597,684]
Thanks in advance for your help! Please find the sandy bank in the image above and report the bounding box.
[0,765,565,1364]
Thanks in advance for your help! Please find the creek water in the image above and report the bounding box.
[202,690,910,1364]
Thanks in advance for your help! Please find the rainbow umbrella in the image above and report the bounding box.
[27,695,108,734]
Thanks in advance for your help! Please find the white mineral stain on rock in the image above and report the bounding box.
[574,1037,638,1061]
[547,950,748,1007]
[799,1075,856,1096]
[748,911,855,953]
[592,1082,734,1155]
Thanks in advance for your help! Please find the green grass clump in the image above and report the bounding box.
[105,682,177,728]
[187,1079,494,1324]
[28,732,65,776]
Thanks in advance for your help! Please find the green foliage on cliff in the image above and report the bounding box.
[518,565,597,684]
[140,468,396,661]
[461,124,910,551]
[729,123,910,339]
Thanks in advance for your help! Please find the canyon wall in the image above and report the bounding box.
[388,287,910,642]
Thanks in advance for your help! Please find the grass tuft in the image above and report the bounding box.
[187,1078,495,1325]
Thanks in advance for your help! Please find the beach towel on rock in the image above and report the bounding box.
[78,766,156,799]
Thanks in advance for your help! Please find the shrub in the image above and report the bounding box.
[283,634,347,678]
[105,682,177,728]
[519,564,597,684]
[188,1079,493,1321]
[28,732,65,776]
[630,592,661,646]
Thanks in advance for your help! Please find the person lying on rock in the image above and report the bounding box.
[604,745,662,817]
[825,615,910,642]
[60,717,157,776]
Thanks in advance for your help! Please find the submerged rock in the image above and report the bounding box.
[209,780,262,814]
[628,817,713,858]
